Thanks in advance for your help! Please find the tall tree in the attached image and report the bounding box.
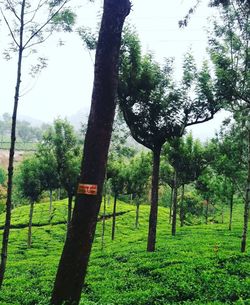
[51,1,131,304]
[208,0,250,251]
[0,0,75,287]
[119,36,218,251]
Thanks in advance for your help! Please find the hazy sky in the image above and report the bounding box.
[0,0,227,140]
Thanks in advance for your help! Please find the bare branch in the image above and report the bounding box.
[24,0,47,26]
[23,0,69,49]
[0,7,19,47]
[25,31,53,49]
[6,0,21,21]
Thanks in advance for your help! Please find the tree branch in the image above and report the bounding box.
[0,7,19,47]
[23,0,69,49]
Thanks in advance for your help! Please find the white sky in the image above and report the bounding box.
[0,0,227,140]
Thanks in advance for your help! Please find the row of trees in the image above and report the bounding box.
[6,116,247,249]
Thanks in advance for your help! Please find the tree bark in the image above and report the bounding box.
[171,170,178,236]
[169,187,173,224]
[147,147,161,252]
[49,189,53,214]
[111,193,117,240]
[229,185,234,231]
[241,127,250,252]
[27,200,34,248]
[0,0,25,288]
[180,184,185,227]
[51,1,131,304]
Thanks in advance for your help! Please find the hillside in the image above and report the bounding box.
[0,199,249,305]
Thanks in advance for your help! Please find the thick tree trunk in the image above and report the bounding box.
[171,170,178,236]
[27,200,35,248]
[51,1,131,304]
[67,194,73,232]
[241,128,250,252]
[169,187,173,224]
[0,0,25,288]
[147,147,161,252]
[111,193,117,240]
[180,184,185,227]
[135,196,140,229]
[229,186,234,231]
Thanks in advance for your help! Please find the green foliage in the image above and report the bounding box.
[15,156,42,203]
[0,198,249,304]
[0,167,6,185]
[52,9,76,32]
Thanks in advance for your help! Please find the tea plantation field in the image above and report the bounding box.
[0,199,249,304]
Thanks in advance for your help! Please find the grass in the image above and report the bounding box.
[0,198,249,305]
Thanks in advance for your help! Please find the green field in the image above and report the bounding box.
[0,199,249,305]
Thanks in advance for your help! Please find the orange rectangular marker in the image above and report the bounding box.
[77,184,98,195]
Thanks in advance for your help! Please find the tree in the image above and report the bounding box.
[208,0,250,251]
[15,157,42,247]
[119,34,218,251]
[164,134,207,232]
[36,146,59,216]
[211,121,246,230]
[51,1,131,304]
[108,159,126,240]
[0,0,75,287]
[127,152,151,228]
[39,118,81,227]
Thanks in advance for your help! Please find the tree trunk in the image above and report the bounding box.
[147,147,161,252]
[241,127,250,252]
[51,1,131,304]
[135,196,140,229]
[67,194,73,232]
[49,189,53,214]
[229,185,234,231]
[111,193,117,240]
[169,187,173,224]
[0,0,25,288]
[205,199,209,225]
[180,184,185,227]
[27,200,35,248]
[171,170,178,236]
[101,192,107,251]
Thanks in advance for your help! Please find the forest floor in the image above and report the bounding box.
[0,199,249,305]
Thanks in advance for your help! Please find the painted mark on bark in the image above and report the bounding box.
[77,184,98,195]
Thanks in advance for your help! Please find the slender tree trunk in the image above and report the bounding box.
[49,189,53,214]
[135,196,140,229]
[101,192,107,251]
[180,184,185,227]
[111,193,117,240]
[205,199,209,225]
[147,147,161,252]
[221,205,224,224]
[229,186,234,231]
[241,128,250,252]
[171,170,178,236]
[51,2,131,304]
[0,0,25,288]
[67,194,73,232]
[27,200,35,248]
[169,187,173,224]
